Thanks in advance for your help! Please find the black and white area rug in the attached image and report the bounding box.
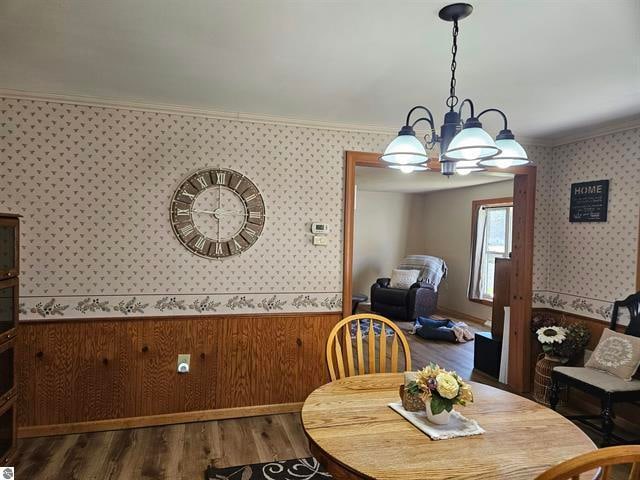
[205,457,332,480]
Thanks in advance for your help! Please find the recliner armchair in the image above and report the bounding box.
[370,277,438,322]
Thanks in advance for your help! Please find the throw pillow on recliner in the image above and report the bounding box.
[389,269,420,289]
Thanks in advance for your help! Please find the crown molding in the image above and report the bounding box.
[0,88,396,136]
[543,115,640,147]
[1,88,637,147]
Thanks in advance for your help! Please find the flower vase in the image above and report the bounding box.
[544,354,569,364]
[425,402,451,425]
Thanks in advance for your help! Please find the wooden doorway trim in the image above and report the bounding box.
[342,150,537,393]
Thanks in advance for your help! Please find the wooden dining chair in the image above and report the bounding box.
[535,445,640,480]
[326,313,411,381]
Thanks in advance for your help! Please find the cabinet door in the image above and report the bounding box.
[0,398,16,466]
[0,339,16,405]
[0,218,19,281]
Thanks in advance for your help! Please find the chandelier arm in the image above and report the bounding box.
[410,116,438,149]
[410,116,435,130]
[477,108,509,131]
[405,105,434,127]
[457,98,475,122]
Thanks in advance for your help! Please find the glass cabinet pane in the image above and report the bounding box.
[0,286,15,335]
[0,225,16,275]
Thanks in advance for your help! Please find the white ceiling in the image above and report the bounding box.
[1,0,639,142]
[356,166,513,193]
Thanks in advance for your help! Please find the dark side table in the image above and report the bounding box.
[351,294,368,315]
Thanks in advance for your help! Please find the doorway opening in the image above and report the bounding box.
[342,151,536,393]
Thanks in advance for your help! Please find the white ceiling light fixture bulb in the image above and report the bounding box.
[380,3,525,176]
[389,164,429,174]
[455,159,484,176]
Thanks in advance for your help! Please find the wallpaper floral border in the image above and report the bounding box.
[532,290,614,321]
[19,292,343,321]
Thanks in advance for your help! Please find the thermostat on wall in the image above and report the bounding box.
[311,223,329,234]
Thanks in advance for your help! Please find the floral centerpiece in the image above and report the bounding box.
[531,313,591,362]
[406,363,473,424]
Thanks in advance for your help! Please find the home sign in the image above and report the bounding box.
[569,180,609,222]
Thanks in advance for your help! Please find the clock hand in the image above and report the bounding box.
[215,210,247,217]
[191,209,218,215]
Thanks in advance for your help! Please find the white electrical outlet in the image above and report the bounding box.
[313,235,328,246]
[177,354,190,373]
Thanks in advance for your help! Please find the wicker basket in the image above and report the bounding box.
[399,385,425,412]
[534,354,568,406]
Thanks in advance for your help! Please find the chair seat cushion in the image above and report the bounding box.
[554,366,640,392]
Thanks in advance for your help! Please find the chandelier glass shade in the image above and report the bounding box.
[380,126,429,165]
[440,122,501,162]
[380,3,530,176]
[480,129,529,168]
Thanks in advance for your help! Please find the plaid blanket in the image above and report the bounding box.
[397,255,447,291]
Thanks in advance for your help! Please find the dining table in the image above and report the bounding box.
[301,373,598,479]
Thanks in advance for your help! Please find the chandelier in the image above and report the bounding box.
[381,3,529,176]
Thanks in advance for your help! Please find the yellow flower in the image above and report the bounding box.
[435,372,460,399]
[458,382,474,405]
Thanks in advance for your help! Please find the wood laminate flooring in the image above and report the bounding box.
[14,317,629,479]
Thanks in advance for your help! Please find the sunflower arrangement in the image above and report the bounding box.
[406,363,474,415]
[531,313,591,360]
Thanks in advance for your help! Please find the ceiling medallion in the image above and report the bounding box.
[380,3,530,176]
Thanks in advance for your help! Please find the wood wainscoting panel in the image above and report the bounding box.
[16,312,340,435]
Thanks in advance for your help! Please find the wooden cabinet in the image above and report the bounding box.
[491,258,511,340]
[0,214,19,466]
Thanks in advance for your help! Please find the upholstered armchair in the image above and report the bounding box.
[550,291,640,446]
[370,278,438,322]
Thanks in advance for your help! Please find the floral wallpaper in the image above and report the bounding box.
[1,95,637,323]
[532,127,640,323]
[0,96,390,320]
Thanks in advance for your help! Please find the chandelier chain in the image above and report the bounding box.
[446,19,459,110]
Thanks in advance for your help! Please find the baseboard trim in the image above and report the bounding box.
[17,402,304,438]
[436,306,487,327]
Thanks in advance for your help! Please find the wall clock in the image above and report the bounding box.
[170,168,266,259]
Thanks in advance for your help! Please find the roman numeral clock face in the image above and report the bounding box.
[170,168,266,259]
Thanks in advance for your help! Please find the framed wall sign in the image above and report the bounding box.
[569,179,609,222]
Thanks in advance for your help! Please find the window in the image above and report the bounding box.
[469,198,513,303]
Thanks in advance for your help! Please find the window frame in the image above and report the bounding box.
[469,197,514,306]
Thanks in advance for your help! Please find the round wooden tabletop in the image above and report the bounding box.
[301,373,597,480]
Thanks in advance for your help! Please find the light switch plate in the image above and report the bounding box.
[177,354,191,373]
[313,235,328,246]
